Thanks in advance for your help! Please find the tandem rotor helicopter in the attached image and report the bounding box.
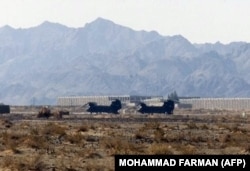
[85,98,176,115]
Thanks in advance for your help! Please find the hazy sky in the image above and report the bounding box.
[0,0,250,44]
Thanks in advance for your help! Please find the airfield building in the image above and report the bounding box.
[179,97,250,110]
[57,95,164,106]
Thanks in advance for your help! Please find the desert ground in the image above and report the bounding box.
[0,107,249,171]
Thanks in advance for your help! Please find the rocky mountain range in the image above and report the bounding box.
[1,17,250,105]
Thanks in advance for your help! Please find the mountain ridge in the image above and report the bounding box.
[1,17,250,105]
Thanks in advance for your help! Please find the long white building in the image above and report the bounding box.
[180,98,250,110]
[57,95,164,106]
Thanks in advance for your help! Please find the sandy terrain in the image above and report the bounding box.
[0,108,249,171]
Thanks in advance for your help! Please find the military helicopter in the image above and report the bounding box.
[137,99,175,114]
[86,99,122,114]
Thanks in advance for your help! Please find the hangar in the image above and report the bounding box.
[57,95,164,106]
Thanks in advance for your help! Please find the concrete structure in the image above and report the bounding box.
[57,95,164,106]
[180,98,250,110]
